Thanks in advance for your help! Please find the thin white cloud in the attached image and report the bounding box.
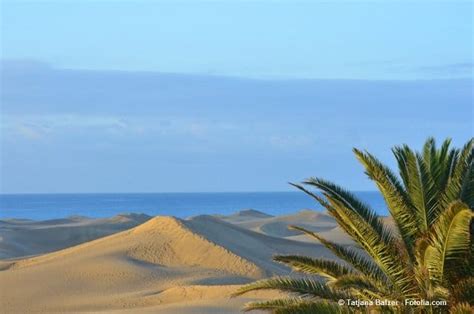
[269,135,313,150]
[15,124,48,140]
[0,114,243,141]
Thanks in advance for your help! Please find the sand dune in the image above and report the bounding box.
[222,209,336,235]
[214,209,274,223]
[222,209,353,244]
[0,213,336,313]
[0,213,151,259]
[184,215,333,274]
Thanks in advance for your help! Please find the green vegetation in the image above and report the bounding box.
[234,138,473,313]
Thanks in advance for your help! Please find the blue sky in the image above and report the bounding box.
[1,1,472,79]
[0,1,473,193]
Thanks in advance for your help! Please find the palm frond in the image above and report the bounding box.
[242,297,305,312]
[449,302,474,314]
[392,144,437,230]
[450,277,474,305]
[243,298,347,314]
[318,195,415,295]
[232,277,350,300]
[460,157,474,208]
[273,255,354,280]
[413,237,435,300]
[416,153,440,225]
[354,148,418,260]
[424,138,452,186]
[289,182,333,210]
[302,178,391,245]
[440,139,474,210]
[290,182,412,295]
[292,179,399,265]
[421,137,436,169]
[289,225,390,293]
[424,201,473,285]
[329,274,381,295]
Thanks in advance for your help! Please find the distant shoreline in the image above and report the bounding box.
[0,190,379,196]
[0,191,388,220]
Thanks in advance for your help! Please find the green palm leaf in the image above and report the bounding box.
[297,180,415,296]
[392,144,438,230]
[302,178,391,246]
[423,138,453,192]
[330,274,380,294]
[232,277,350,300]
[424,201,473,285]
[288,225,390,292]
[273,255,354,280]
[353,148,418,260]
[440,139,474,210]
[460,157,474,208]
[243,298,348,314]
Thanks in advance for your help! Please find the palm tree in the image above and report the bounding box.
[233,138,473,313]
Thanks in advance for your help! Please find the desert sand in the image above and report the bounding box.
[0,210,347,313]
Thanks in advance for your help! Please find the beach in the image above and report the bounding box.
[0,209,350,313]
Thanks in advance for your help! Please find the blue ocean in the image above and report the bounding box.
[0,191,388,220]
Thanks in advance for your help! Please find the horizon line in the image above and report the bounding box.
[2,59,473,82]
[0,190,380,196]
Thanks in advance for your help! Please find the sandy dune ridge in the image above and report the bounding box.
[0,213,151,259]
[0,210,342,313]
